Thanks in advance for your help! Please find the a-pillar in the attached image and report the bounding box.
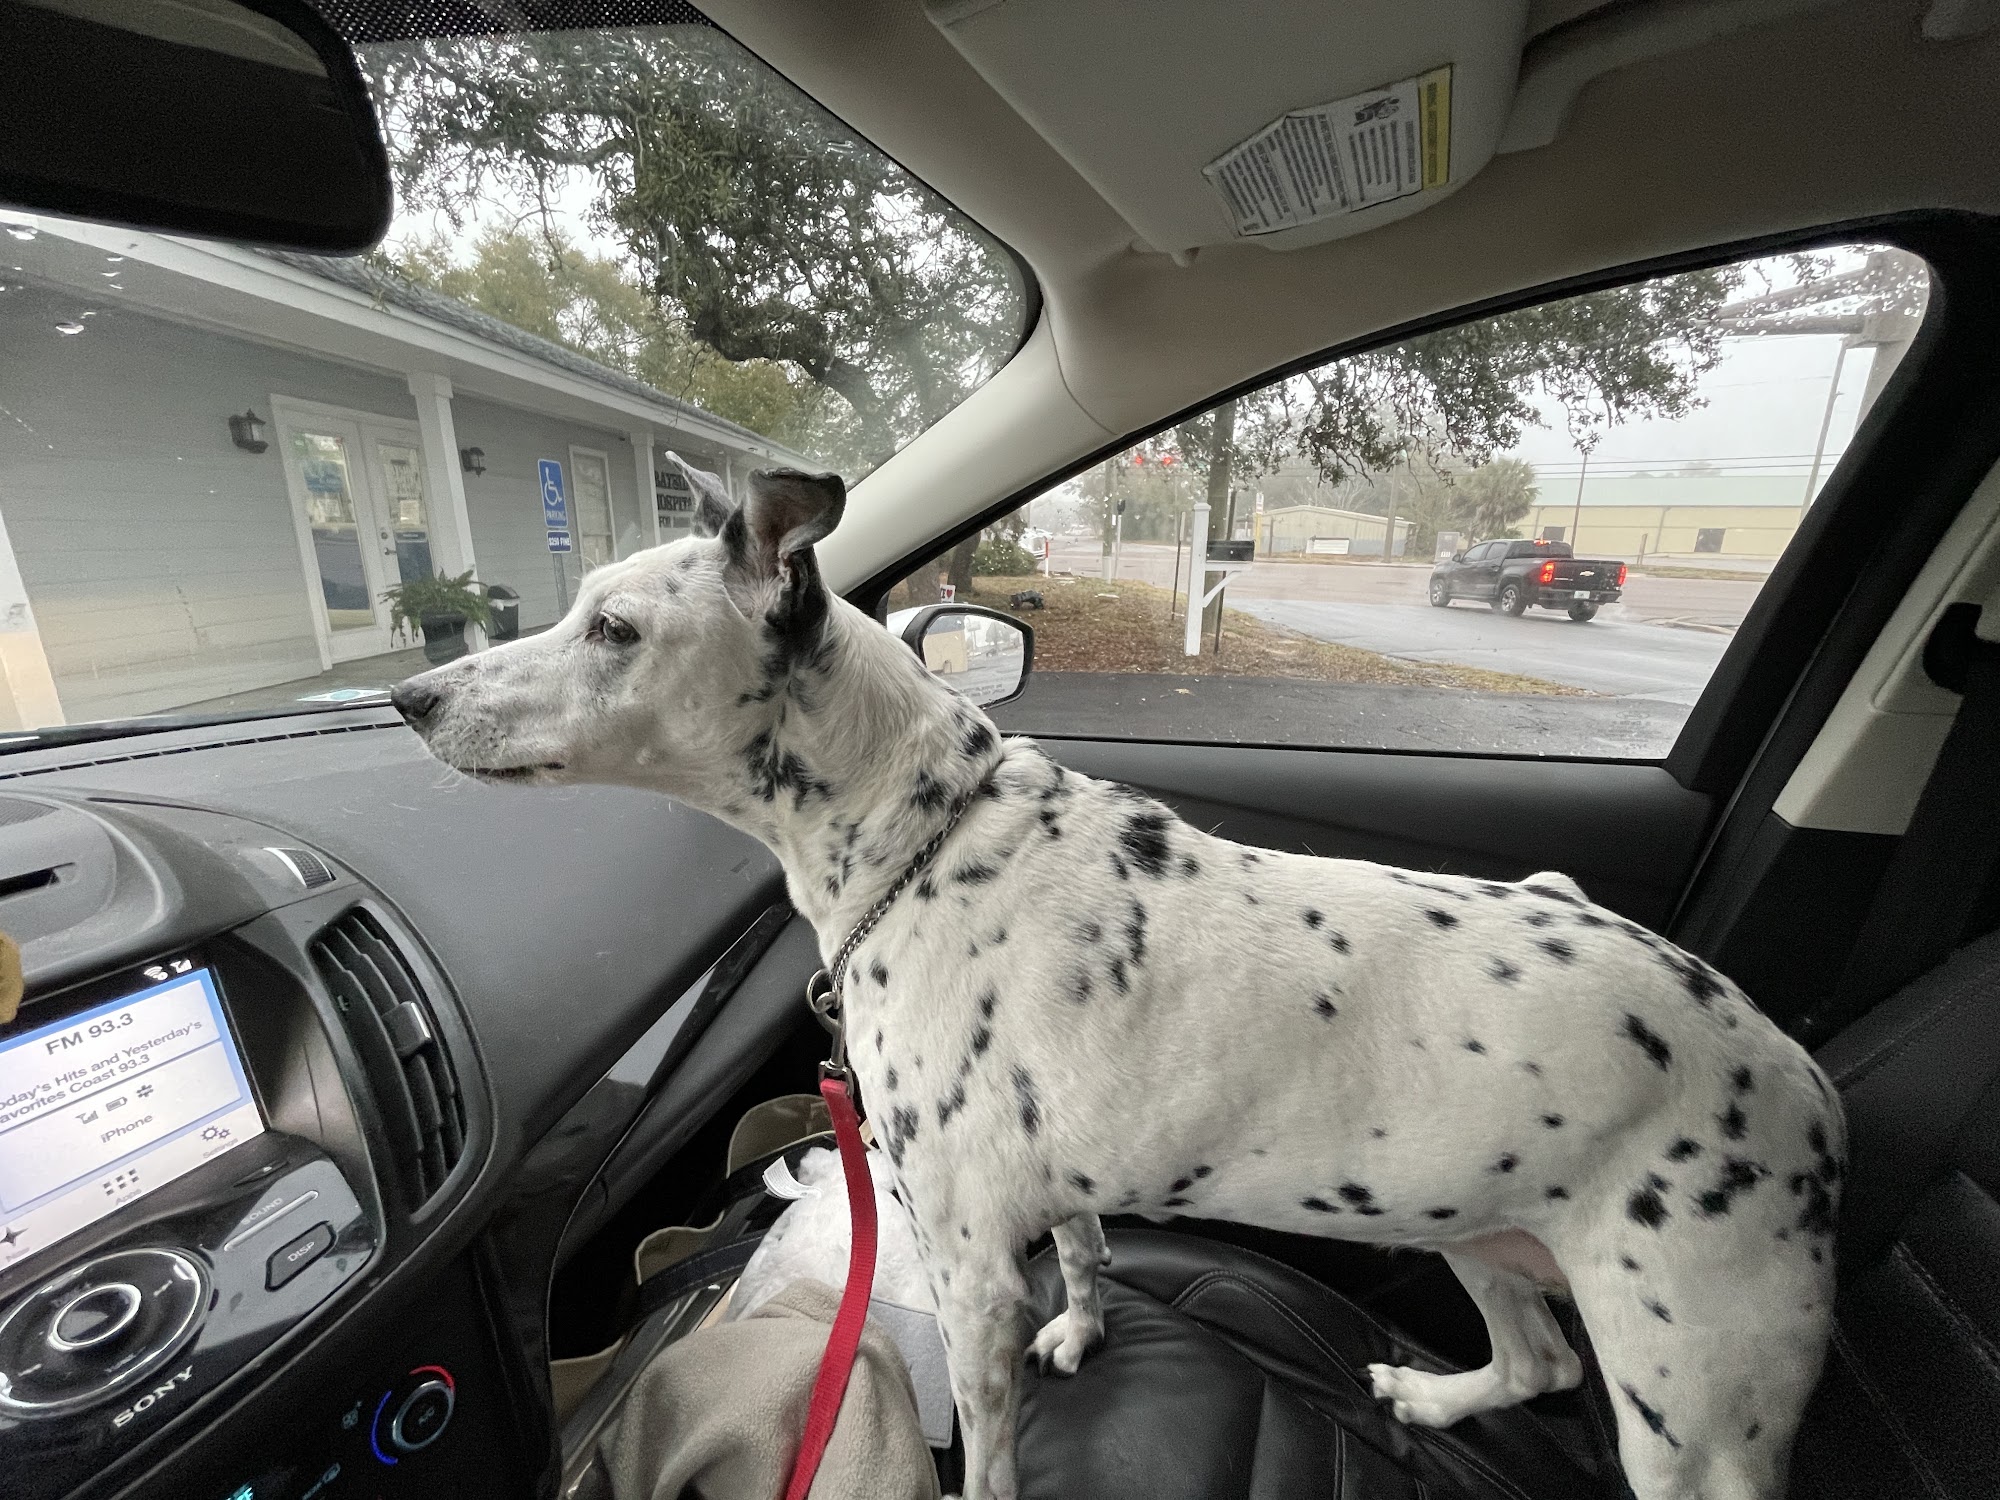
[406,371,485,650]
[0,505,64,729]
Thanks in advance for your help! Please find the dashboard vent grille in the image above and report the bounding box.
[268,846,336,889]
[310,908,465,1209]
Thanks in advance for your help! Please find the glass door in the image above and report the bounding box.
[363,433,434,590]
[281,419,395,662]
[570,447,616,569]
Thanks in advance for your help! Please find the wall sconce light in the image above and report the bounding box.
[227,410,268,454]
[460,446,486,475]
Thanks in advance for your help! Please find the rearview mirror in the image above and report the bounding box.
[887,605,1035,709]
[0,0,391,251]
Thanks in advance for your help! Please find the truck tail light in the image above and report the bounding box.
[1539,560,1556,585]
[1617,563,1628,587]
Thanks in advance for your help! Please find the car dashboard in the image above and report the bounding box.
[0,706,806,1500]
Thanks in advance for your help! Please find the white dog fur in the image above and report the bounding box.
[393,462,1844,1500]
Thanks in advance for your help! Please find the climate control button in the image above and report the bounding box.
[390,1378,454,1452]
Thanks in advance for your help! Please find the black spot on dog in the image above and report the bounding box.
[970,1024,992,1057]
[874,1028,884,1052]
[1666,1138,1702,1162]
[1069,970,1093,1005]
[885,1104,920,1168]
[1162,1196,1192,1208]
[916,876,937,902]
[1646,1300,1673,1323]
[1067,1171,1095,1195]
[885,1067,899,1092]
[1077,918,1102,944]
[1039,809,1063,838]
[1523,910,1555,929]
[1338,1182,1385,1215]
[1180,855,1201,877]
[961,719,995,759]
[1521,1060,1543,1076]
[1623,1015,1674,1070]
[1697,1156,1766,1217]
[1526,883,1582,906]
[1628,1176,1671,1229]
[1303,909,1324,929]
[1241,849,1262,865]
[1370,1126,1388,1139]
[1464,1039,1487,1054]
[1545,1186,1570,1201]
[1620,1255,1640,1272]
[1108,957,1130,994]
[1426,908,1460,929]
[960,1225,971,1241]
[1658,948,1728,1007]
[1328,930,1351,955]
[1012,1066,1041,1137]
[1194,1165,1213,1178]
[910,768,951,813]
[1479,883,1514,899]
[936,1078,967,1128]
[1576,910,1610,928]
[1300,1196,1340,1213]
[1313,993,1339,1019]
[1719,1102,1748,1140]
[1125,903,1148,964]
[954,861,998,885]
[1490,957,1522,983]
[1425,1207,1460,1220]
[1109,853,1129,880]
[1491,1153,1519,1174]
[1543,1114,1566,1129]
[1539,937,1576,963]
[1745,1421,1762,1442]
[871,959,890,987]
[1119,812,1175,878]
[1620,1385,1682,1450]
[979,987,997,1019]
[1170,1175,1193,1193]
[1732,1065,1755,1094]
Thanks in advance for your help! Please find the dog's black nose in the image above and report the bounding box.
[390,677,442,726]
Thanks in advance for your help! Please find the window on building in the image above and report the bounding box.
[886,242,1930,759]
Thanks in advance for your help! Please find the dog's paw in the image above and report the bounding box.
[1028,1310,1100,1376]
[1368,1362,1476,1429]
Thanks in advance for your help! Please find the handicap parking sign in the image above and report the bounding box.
[539,459,568,528]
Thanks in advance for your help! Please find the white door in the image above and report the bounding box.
[277,411,432,664]
[570,446,616,570]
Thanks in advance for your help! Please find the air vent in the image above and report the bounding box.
[267,846,337,889]
[309,909,466,1209]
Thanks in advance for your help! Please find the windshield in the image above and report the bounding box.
[0,12,1027,737]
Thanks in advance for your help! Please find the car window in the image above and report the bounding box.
[0,16,1028,736]
[887,242,1929,759]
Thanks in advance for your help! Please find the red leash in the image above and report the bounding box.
[781,1073,879,1500]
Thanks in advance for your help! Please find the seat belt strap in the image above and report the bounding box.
[781,1074,878,1500]
[1812,603,2000,1041]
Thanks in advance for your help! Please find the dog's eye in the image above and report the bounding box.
[589,613,639,646]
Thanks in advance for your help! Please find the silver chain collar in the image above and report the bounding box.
[806,783,983,1078]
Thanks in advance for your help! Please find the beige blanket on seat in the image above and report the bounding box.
[603,1278,941,1500]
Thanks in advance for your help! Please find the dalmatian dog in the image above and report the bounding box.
[392,461,1843,1500]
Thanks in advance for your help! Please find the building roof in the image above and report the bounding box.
[265,250,801,462]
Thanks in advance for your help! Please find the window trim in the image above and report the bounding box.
[852,212,1999,798]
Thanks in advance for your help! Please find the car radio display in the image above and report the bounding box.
[0,965,262,1268]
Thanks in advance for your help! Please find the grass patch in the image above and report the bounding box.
[970,575,1590,696]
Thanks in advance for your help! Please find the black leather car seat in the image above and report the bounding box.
[1013,926,2000,1498]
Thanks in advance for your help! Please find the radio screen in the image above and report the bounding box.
[0,965,262,1268]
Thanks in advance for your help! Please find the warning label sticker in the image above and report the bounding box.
[1204,66,1452,237]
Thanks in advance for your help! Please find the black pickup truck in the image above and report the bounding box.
[1428,538,1626,621]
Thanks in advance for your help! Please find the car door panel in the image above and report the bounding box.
[1035,737,1712,931]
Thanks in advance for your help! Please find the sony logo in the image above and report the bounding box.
[110,1364,194,1428]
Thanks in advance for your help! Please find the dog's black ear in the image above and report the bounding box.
[663,451,736,539]
[734,468,846,580]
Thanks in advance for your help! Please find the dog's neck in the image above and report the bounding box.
[717,596,1004,947]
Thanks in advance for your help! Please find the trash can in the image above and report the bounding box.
[484,583,521,642]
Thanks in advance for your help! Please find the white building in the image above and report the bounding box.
[0,216,811,728]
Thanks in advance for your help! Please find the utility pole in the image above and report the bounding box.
[1569,449,1589,546]
[1200,401,1236,637]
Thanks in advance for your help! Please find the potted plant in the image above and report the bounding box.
[381,570,494,664]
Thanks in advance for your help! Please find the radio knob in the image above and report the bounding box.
[46,1281,142,1352]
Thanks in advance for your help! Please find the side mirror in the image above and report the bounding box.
[886,605,1034,709]
[1451,551,1466,563]
[0,0,391,252]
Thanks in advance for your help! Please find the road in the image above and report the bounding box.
[1044,540,1754,702]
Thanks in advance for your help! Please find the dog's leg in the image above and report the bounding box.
[1563,1243,1832,1500]
[1027,1212,1107,1376]
[934,1235,1031,1500]
[1368,1249,1582,1427]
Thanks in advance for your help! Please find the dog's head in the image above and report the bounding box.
[391,457,845,804]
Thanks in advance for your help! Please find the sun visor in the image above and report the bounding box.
[924,0,1530,256]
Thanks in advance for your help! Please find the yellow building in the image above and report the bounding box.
[1523,474,1806,562]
